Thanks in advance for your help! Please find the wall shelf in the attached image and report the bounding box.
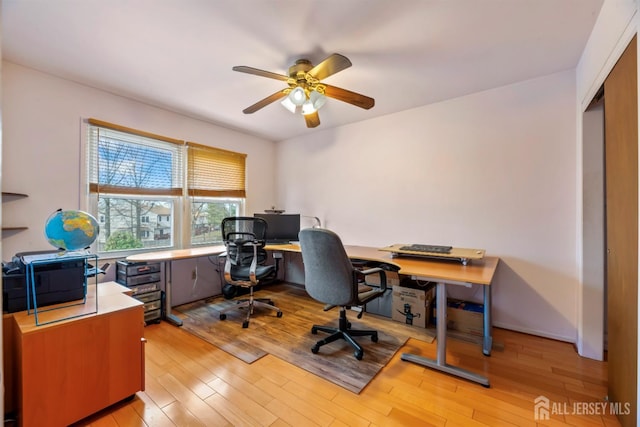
[2,192,29,232]
[2,192,28,199]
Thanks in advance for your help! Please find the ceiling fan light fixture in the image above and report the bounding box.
[301,100,317,115]
[281,96,297,113]
[289,86,306,106]
[309,90,327,110]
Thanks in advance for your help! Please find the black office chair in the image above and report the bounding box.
[218,216,282,328]
[298,228,388,360]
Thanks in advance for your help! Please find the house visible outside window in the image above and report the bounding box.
[87,119,246,255]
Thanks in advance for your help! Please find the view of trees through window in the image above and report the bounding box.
[190,200,241,245]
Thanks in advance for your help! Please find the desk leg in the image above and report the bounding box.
[163,261,183,327]
[401,281,490,387]
[483,284,492,356]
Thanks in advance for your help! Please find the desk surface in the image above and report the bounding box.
[127,245,226,262]
[126,243,499,286]
[13,281,142,333]
[267,243,499,286]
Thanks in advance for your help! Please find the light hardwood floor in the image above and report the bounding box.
[75,316,619,426]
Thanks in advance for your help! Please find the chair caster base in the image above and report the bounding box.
[242,320,249,328]
[219,313,227,320]
[277,311,283,318]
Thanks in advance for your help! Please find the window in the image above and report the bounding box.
[87,119,246,255]
[187,142,246,245]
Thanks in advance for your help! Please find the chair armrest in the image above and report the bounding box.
[223,240,260,286]
[358,267,387,292]
[247,241,258,284]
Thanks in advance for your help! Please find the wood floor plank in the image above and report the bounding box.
[204,390,275,427]
[281,380,370,427]
[155,372,229,425]
[253,376,336,426]
[161,401,209,427]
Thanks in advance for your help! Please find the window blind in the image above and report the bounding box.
[187,142,247,198]
[87,119,184,196]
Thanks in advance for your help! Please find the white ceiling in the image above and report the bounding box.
[2,0,603,142]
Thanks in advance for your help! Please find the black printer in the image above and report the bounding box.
[2,250,86,313]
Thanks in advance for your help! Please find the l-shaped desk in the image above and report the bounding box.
[127,243,499,387]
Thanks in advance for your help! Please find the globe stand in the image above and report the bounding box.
[24,251,99,326]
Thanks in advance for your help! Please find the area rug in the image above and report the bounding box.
[174,282,435,394]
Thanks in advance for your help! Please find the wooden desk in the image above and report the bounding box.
[129,243,499,386]
[11,282,145,426]
[127,245,226,326]
[268,243,499,387]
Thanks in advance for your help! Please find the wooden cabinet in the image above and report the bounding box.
[10,282,145,427]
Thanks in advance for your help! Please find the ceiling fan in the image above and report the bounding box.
[232,53,374,128]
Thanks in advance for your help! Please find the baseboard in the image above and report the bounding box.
[492,321,575,344]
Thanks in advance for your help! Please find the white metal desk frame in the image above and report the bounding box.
[400,276,491,387]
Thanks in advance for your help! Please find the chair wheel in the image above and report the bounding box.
[372,333,378,342]
[242,320,249,328]
[354,350,363,360]
[311,327,318,334]
[347,322,352,329]
[219,313,227,320]
[311,345,319,354]
[276,311,283,318]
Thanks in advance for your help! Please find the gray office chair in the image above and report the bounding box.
[299,228,388,360]
[218,216,282,328]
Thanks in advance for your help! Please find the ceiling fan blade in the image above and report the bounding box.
[232,66,289,82]
[308,53,352,81]
[304,111,320,128]
[323,84,375,110]
[242,90,287,114]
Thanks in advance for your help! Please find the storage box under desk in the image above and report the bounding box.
[116,260,163,324]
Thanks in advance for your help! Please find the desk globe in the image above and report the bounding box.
[44,209,100,251]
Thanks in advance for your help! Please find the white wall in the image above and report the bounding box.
[277,70,579,341]
[1,61,277,260]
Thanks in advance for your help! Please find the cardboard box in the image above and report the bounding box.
[434,299,484,336]
[391,284,434,328]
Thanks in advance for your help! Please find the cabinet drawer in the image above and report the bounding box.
[144,309,162,323]
[116,261,161,277]
[135,290,162,304]
[128,282,158,295]
[117,272,161,287]
[143,299,162,312]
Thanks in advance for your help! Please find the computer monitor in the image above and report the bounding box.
[254,213,301,244]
